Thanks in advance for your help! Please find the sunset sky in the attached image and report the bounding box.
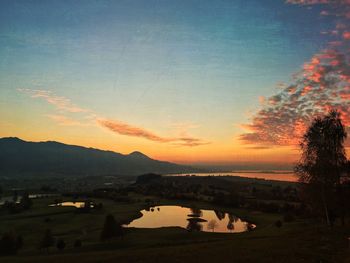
[0,0,349,167]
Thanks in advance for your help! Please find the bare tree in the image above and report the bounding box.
[207,219,218,232]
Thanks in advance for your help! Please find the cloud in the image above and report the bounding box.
[98,119,173,143]
[244,145,272,150]
[98,118,210,147]
[18,89,88,113]
[286,0,343,5]
[18,88,209,147]
[240,1,350,147]
[46,114,91,126]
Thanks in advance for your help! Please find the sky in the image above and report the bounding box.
[0,0,349,167]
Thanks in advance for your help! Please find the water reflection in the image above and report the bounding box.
[186,218,204,232]
[126,205,255,233]
[49,201,94,208]
[188,207,203,218]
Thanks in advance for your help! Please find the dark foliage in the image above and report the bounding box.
[74,239,82,248]
[295,110,348,225]
[0,232,23,256]
[56,239,66,251]
[40,229,55,251]
[20,192,32,209]
[100,214,124,241]
[275,220,282,228]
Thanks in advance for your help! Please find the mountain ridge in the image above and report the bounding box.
[0,137,200,177]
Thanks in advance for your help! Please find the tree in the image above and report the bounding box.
[295,110,348,225]
[275,220,282,228]
[74,239,82,248]
[56,239,66,251]
[100,214,124,241]
[20,192,32,209]
[0,232,19,255]
[12,190,18,203]
[207,219,218,232]
[16,235,23,250]
[40,229,55,252]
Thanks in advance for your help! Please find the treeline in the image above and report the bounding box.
[132,174,302,219]
[1,192,32,214]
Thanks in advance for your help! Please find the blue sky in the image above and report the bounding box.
[0,0,339,164]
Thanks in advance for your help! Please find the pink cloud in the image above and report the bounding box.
[240,48,350,147]
[343,31,350,39]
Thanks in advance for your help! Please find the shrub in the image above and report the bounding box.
[100,214,124,241]
[275,220,283,228]
[56,239,66,251]
[283,213,296,222]
[74,239,82,248]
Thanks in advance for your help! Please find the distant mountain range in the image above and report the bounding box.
[0,137,200,177]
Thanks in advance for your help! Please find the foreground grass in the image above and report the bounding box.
[1,196,349,262]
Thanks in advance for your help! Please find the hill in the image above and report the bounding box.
[0,137,198,177]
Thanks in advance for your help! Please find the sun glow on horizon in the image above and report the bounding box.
[1,0,349,167]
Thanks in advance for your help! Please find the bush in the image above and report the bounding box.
[275,220,283,228]
[0,232,22,255]
[56,239,66,251]
[40,229,55,251]
[283,213,296,222]
[100,214,124,241]
[74,239,82,248]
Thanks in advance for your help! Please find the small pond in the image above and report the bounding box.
[49,201,94,208]
[126,205,255,233]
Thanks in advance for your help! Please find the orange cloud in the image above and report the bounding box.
[98,119,173,143]
[19,89,209,147]
[98,118,210,147]
[46,114,91,126]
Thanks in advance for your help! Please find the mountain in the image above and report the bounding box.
[0,137,199,177]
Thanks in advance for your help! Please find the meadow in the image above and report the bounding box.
[1,193,349,263]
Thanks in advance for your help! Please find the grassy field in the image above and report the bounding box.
[1,195,350,263]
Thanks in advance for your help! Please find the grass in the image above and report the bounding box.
[1,196,349,262]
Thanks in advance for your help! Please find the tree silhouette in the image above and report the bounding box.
[74,239,82,248]
[207,219,218,232]
[16,235,23,250]
[40,229,55,252]
[214,210,225,220]
[186,219,203,232]
[188,207,202,217]
[295,110,348,225]
[12,190,18,203]
[227,214,236,232]
[100,214,124,241]
[20,192,32,209]
[0,232,18,255]
[275,220,282,228]
[56,239,66,251]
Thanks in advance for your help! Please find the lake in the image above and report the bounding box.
[167,171,297,182]
[126,205,255,233]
